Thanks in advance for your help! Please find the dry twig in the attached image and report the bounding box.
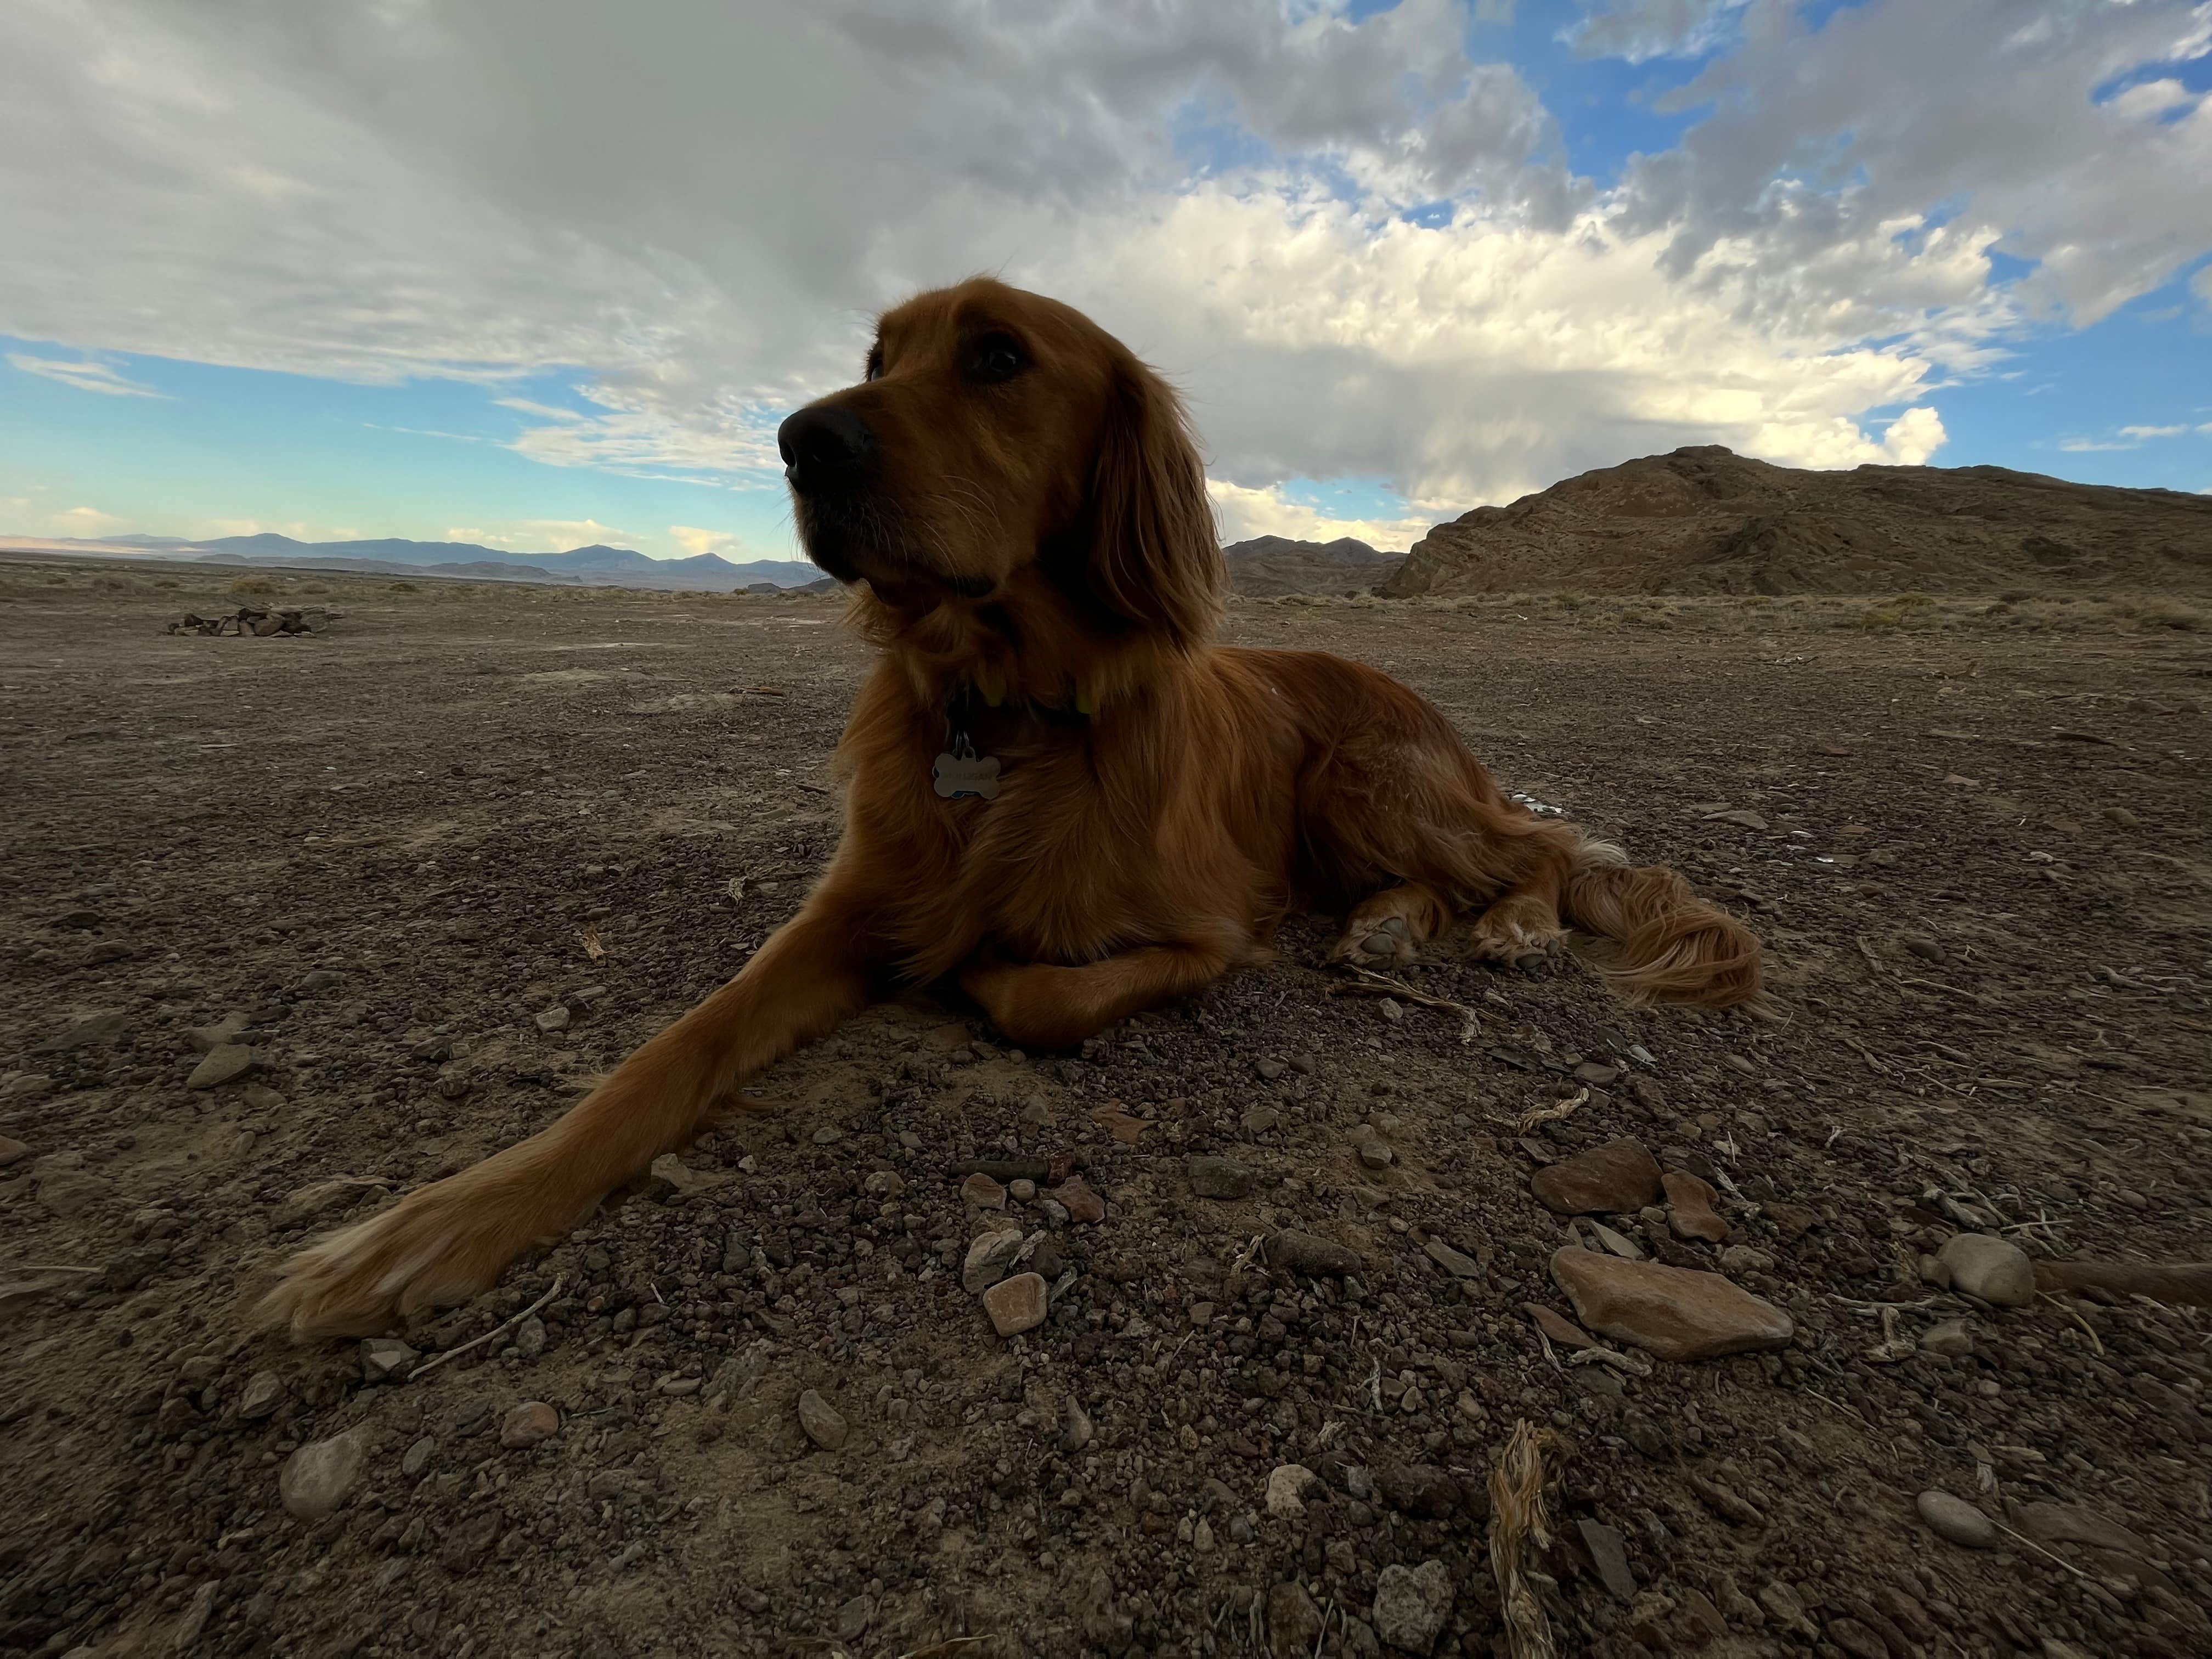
[412,1276,566,1380]
[1488,1420,1560,1659]
[1515,1087,1589,1137]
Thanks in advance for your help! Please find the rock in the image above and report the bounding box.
[1240,1106,1281,1134]
[1354,1127,1394,1170]
[186,1044,257,1090]
[983,1272,1048,1336]
[1266,1464,1321,1518]
[1917,1489,1999,1548]
[1255,1057,1286,1081]
[1937,1233,2035,1307]
[533,1005,570,1032]
[960,1172,1007,1209]
[1424,1238,1482,1279]
[1522,1302,1598,1349]
[187,1014,246,1054]
[514,1315,546,1358]
[1532,1138,1663,1214]
[1917,1252,1952,1289]
[1192,1516,1215,1553]
[1375,997,1403,1024]
[1264,1229,1362,1276]
[279,1426,372,1520]
[1718,1245,1774,1275]
[237,1371,286,1420]
[962,1228,1025,1294]
[499,1401,559,1448]
[836,1595,874,1642]
[1059,1397,1094,1453]
[1550,1248,1793,1361]
[1663,1169,1729,1241]
[34,1012,131,1053]
[647,1154,730,1201]
[1763,1201,1820,1240]
[1371,1560,1454,1652]
[1268,1581,1325,1659]
[33,1161,110,1219]
[1577,1518,1637,1601]
[402,1436,436,1478]
[1378,1465,1463,1520]
[2008,1500,2152,1558]
[1588,1221,1645,1259]
[1920,1318,1975,1358]
[862,1169,906,1200]
[360,1337,417,1384]
[102,1246,165,1293]
[1188,1155,1257,1199]
[1008,1177,1037,1203]
[1051,1177,1107,1224]
[797,1389,847,1450]
[0,1136,26,1167]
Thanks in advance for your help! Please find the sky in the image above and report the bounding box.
[2,0,2209,563]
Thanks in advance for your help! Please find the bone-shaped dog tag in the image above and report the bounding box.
[932,752,1001,800]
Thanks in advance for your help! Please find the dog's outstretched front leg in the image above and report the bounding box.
[260,881,885,1338]
[961,942,1233,1050]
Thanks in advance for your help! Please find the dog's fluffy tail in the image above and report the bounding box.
[1561,839,1764,1009]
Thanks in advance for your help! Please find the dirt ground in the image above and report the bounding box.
[2,557,2208,1659]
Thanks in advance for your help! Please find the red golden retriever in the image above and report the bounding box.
[263,278,1760,1336]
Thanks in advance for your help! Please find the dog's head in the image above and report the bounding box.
[779,278,1222,647]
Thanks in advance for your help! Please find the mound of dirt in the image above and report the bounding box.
[1384,445,2212,597]
[1225,535,1402,597]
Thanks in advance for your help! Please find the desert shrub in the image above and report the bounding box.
[156,578,179,589]
[387,580,417,593]
[92,573,132,591]
[301,582,328,593]
[227,574,278,596]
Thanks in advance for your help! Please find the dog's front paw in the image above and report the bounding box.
[258,1149,582,1339]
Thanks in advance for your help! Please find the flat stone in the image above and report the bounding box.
[1188,1155,1257,1200]
[960,1172,1007,1209]
[1264,1230,1363,1276]
[1920,1318,1976,1358]
[1917,1489,1999,1549]
[0,1136,26,1168]
[533,1005,571,1032]
[1424,1238,1482,1279]
[1240,1105,1282,1134]
[499,1401,558,1448]
[1550,1247,1793,1361]
[647,1153,731,1201]
[1763,1201,1820,1240]
[237,1371,286,1421]
[1937,1233,2035,1307]
[1266,1464,1320,1519]
[1371,1559,1454,1653]
[186,1044,258,1090]
[1531,1138,1663,1215]
[1268,1582,1324,1659]
[1588,1221,1645,1260]
[2008,1500,2152,1558]
[279,1426,372,1520]
[359,1337,417,1384]
[961,1228,1025,1294]
[983,1272,1048,1336]
[1663,1169,1729,1242]
[34,1013,130,1053]
[1577,1518,1637,1601]
[35,1164,110,1219]
[797,1389,847,1450]
[1050,1177,1107,1223]
[1522,1302,1599,1350]
[402,1436,436,1478]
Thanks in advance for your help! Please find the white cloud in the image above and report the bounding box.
[2119,423,2190,439]
[8,352,165,397]
[1205,481,1432,552]
[53,505,125,534]
[0,0,2199,527]
[445,518,633,552]
[2058,437,2136,453]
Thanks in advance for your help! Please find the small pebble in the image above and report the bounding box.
[1916,1489,1999,1549]
[797,1389,848,1450]
[499,1401,559,1448]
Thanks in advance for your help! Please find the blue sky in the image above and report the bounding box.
[3,0,2208,560]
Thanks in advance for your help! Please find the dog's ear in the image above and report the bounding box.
[1086,356,1223,647]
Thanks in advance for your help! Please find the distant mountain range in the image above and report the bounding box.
[16,531,828,591]
[1221,534,1401,596]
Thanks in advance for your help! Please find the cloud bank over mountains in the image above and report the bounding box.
[2,0,2207,546]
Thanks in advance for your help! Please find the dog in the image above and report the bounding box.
[261,278,1761,1337]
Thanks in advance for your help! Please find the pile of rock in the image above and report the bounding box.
[163,604,335,637]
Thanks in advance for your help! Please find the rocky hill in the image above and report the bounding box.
[1224,534,1401,596]
[1383,446,2212,597]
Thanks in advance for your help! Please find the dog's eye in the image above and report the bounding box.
[968,335,1024,384]
[864,349,884,382]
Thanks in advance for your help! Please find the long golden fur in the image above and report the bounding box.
[262,278,1762,1336]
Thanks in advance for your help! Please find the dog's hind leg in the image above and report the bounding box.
[1328,881,1452,969]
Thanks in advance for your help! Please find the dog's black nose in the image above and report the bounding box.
[777,404,874,495]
